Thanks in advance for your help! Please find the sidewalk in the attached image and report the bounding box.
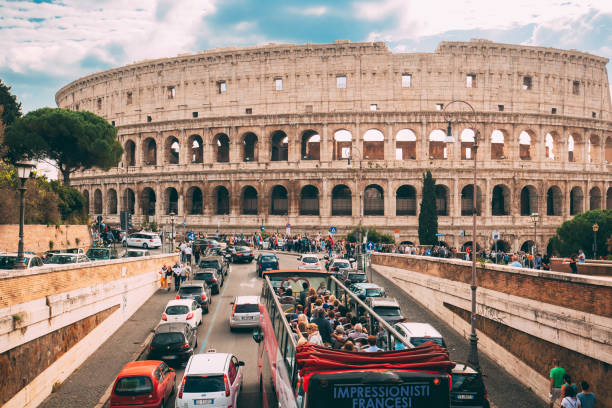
[39,289,175,408]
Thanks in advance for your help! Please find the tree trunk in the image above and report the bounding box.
[61,168,71,186]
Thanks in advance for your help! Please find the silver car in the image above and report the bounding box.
[229,296,261,330]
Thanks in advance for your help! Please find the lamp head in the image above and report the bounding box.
[445,121,456,143]
[15,160,36,181]
[530,212,539,223]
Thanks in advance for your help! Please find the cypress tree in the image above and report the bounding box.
[418,170,438,245]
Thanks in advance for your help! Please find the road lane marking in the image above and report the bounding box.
[199,268,233,353]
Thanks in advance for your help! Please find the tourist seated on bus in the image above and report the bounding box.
[341,340,356,351]
[299,282,310,306]
[348,323,368,341]
[354,337,369,351]
[362,335,382,353]
[296,322,324,346]
[331,326,348,349]
[289,304,304,321]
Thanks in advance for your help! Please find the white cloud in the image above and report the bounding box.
[301,6,328,16]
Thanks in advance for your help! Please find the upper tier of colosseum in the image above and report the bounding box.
[56,39,611,125]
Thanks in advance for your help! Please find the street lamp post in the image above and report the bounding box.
[530,213,539,260]
[14,160,36,270]
[444,100,481,371]
[169,211,176,254]
[347,146,364,273]
[592,223,599,260]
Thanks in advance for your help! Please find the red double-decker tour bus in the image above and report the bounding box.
[252,270,454,408]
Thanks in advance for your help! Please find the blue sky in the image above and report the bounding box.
[1,0,611,113]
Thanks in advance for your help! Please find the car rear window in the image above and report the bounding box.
[260,256,277,262]
[166,305,189,315]
[87,249,109,259]
[451,373,481,391]
[235,246,249,251]
[302,257,318,263]
[184,375,225,393]
[235,304,259,313]
[152,332,185,346]
[335,261,350,268]
[365,288,383,297]
[410,337,445,347]
[374,307,401,316]
[200,261,218,268]
[0,256,17,270]
[114,376,153,396]
[179,286,203,295]
[195,273,213,280]
[348,274,366,281]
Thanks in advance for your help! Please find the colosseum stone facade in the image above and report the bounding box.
[56,39,612,252]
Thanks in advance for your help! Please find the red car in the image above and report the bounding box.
[110,360,176,408]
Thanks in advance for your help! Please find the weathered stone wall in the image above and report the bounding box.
[0,224,92,254]
[550,258,612,276]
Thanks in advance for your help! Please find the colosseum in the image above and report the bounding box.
[56,39,612,252]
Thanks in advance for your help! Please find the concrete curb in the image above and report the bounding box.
[93,322,159,408]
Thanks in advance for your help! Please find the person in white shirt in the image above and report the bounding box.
[184,245,192,264]
[362,335,382,352]
[561,386,582,408]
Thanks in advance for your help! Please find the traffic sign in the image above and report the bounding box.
[96,215,103,223]
[393,228,400,234]
[329,226,337,234]
[286,223,291,228]
[460,230,465,236]
[435,233,445,237]
[593,223,599,232]
[186,232,196,241]
[366,241,374,251]
[492,231,501,240]
[260,225,265,232]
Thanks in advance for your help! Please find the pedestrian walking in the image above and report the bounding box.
[561,374,578,399]
[561,386,581,408]
[569,255,578,274]
[165,266,173,292]
[577,249,586,263]
[179,242,187,263]
[577,381,595,408]
[159,264,169,289]
[180,264,187,284]
[185,244,192,264]
[172,263,182,291]
[549,358,566,408]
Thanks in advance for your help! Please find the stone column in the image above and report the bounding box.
[178,183,185,215]
[385,123,394,162]
[419,122,428,163]
[321,124,330,162]
[229,127,240,163]
[321,178,331,217]
[259,125,269,163]
[135,133,143,167]
[204,128,214,164]
[179,129,188,165]
[288,125,300,163]
[451,177,460,218]
[483,178,492,217]
[156,131,163,167]
[386,179,395,217]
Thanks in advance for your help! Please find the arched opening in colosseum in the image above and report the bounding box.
[461,241,481,252]
[333,130,352,160]
[189,135,203,164]
[396,185,416,216]
[520,185,538,216]
[300,185,319,216]
[242,132,259,162]
[567,134,576,162]
[588,134,600,163]
[107,189,118,214]
[395,129,416,160]
[607,187,612,209]
[364,184,384,216]
[214,186,230,215]
[331,185,352,216]
[570,133,583,163]
[241,186,258,215]
[124,140,136,167]
[589,187,601,210]
[122,188,135,213]
[519,130,533,160]
[434,185,449,216]
[605,137,612,162]
[165,187,179,214]
[545,132,558,160]
[363,129,384,160]
[520,240,535,254]
[429,130,447,160]
[165,136,180,164]
[546,186,562,216]
[93,189,103,214]
[186,187,203,215]
[143,138,157,165]
[270,185,288,215]
[460,129,475,160]
[140,188,156,216]
[491,185,510,215]
[570,186,584,215]
[82,190,89,215]
[460,184,482,216]
[214,133,230,163]
[270,130,288,161]
[491,240,511,253]
[490,130,505,160]
[301,130,320,160]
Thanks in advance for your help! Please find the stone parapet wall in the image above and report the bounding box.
[0,224,92,254]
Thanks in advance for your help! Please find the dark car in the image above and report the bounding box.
[199,256,228,278]
[86,247,119,261]
[193,269,223,294]
[344,271,368,285]
[148,322,197,365]
[177,282,212,313]
[256,253,279,277]
[451,362,490,408]
[232,246,254,263]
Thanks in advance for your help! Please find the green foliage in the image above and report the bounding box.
[418,170,438,245]
[0,79,22,127]
[3,108,123,185]
[49,180,87,223]
[346,227,394,244]
[550,209,611,258]
[148,221,159,232]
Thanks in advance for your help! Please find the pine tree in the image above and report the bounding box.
[418,170,438,245]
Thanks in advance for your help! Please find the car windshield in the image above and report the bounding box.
[114,376,153,396]
[302,257,318,263]
[184,375,225,393]
[335,262,350,268]
[410,337,445,347]
[46,255,77,264]
[179,287,202,295]
[0,256,19,269]
[200,260,219,268]
[260,256,277,262]
[451,372,481,391]
[194,273,214,280]
[86,249,109,259]
[165,305,189,315]
[374,307,401,316]
[152,332,185,346]
[348,274,366,282]
[365,288,383,297]
[235,304,259,313]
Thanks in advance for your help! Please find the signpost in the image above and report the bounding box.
[286,223,291,236]
[329,226,337,235]
[260,225,265,232]
[186,232,196,241]
[492,231,501,254]
[435,233,444,247]
[366,241,374,251]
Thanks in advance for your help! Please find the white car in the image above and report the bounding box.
[176,352,245,408]
[297,254,322,270]
[229,296,261,330]
[0,253,45,270]
[123,232,162,249]
[392,322,447,348]
[44,253,91,265]
[161,299,202,329]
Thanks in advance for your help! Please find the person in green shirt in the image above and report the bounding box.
[550,358,566,408]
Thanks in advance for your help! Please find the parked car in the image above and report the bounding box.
[343,271,368,285]
[231,246,254,263]
[123,232,161,249]
[123,249,151,258]
[44,253,91,265]
[451,362,491,408]
[43,248,85,261]
[177,282,212,313]
[175,353,244,408]
[110,360,176,408]
[86,247,119,261]
[255,253,279,277]
[0,253,44,269]
[193,269,223,294]
[229,296,261,330]
[392,322,447,348]
[366,297,404,324]
[327,258,353,276]
[199,256,228,277]
[148,322,197,366]
[161,299,202,329]
[297,254,322,270]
